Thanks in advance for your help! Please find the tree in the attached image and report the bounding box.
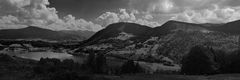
[223,50,240,73]
[0,54,14,62]
[86,52,96,67]
[211,49,227,73]
[181,46,218,75]
[83,50,108,74]
[120,60,143,74]
[95,53,107,73]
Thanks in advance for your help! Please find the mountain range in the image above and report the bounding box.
[1,19,240,64]
[0,26,95,41]
[82,20,240,47]
[78,20,240,64]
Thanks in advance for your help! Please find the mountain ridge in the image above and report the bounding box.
[77,20,240,64]
[83,20,221,45]
[85,19,240,44]
[0,26,95,41]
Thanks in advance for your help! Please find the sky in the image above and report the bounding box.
[0,0,240,32]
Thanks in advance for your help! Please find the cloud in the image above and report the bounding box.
[130,0,226,13]
[95,12,120,27]
[1,0,240,31]
[0,0,102,31]
[0,15,19,24]
[148,0,175,13]
[48,15,102,31]
[129,0,240,24]
[172,5,240,23]
[0,15,26,29]
[0,0,58,25]
[143,14,155,21]
[96,9,161,27]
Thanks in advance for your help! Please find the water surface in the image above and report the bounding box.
[1,51,85,63]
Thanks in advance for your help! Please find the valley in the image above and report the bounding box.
[1,20,240,80]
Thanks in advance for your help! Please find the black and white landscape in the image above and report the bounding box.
[1,0,240,80]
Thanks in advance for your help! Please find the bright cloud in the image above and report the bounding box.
[148,0,175,13]
[0,0,102,31]
[96,9,161,27]
[172,5,240,23]
[129,0,240,24]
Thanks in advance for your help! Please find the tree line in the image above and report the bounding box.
[181,45,240,75]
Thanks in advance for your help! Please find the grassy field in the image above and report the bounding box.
[1,54,240,80]
[105,74,240,80]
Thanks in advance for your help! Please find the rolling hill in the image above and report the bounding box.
[0,26,95,41]
[77,20,240,64]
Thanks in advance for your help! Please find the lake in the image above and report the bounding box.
[0,51,86,63]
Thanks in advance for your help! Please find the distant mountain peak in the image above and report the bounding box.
[21,26,51,31]
[105,22,144,31]
[0,26,94,41]
[165,20,181,24]
[24,26,41,29]
[228,19,240,23]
